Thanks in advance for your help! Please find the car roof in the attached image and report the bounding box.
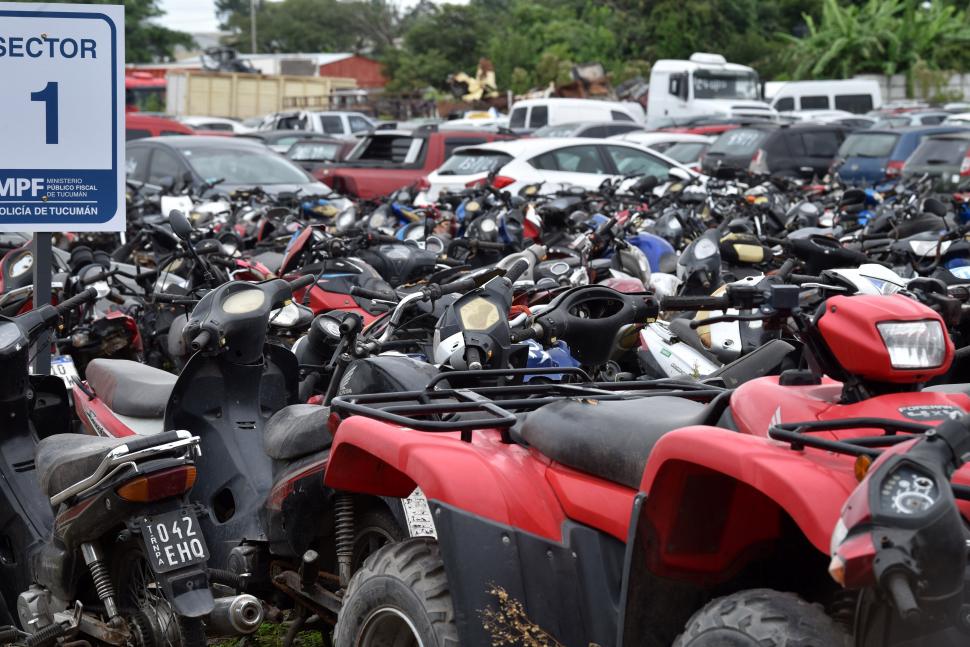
[126,114,192,129]
[923,131,970,141]
[450,137,652,156]
[135,135,267,149]
[612,131,712,143]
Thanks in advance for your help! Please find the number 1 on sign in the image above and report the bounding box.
[31,82,59,145]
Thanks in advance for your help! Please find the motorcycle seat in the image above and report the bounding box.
[36,434,134,498]
[253,251,284,275]
[264,404,333,460]
[87,359,177,418]
[515,393,730,489]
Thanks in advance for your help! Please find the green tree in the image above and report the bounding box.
[780,0,970,93]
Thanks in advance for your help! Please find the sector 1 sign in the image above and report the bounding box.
[0,2,124,232]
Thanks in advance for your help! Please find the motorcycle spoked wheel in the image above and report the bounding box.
[110,542,206,647]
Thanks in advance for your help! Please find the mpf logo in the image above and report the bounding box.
[0,178,44,197]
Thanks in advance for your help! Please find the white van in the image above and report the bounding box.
[769,80,882,114]
[647,53,774,124]
[508,98,644,133]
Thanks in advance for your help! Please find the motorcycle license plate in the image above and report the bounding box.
[139,510,208,574]
[51,355,79,388]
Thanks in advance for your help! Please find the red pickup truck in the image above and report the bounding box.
[314,126,515,199]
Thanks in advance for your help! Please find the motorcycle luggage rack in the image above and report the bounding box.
[332,367,724,442]
[768,418,934,458]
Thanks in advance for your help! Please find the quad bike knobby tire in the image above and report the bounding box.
[334,538,458,647]
[673,588,850,647]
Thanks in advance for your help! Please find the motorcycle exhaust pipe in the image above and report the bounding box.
[208,594,264,636]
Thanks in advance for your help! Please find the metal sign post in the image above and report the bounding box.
[0,2,125,374]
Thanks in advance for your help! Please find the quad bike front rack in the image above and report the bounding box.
[768,417,970,501]
[331,366,725,442]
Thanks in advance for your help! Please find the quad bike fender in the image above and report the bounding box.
[636,425,857,579]
[325,416,569,541]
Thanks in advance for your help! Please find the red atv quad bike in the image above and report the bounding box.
[323,280,970,647]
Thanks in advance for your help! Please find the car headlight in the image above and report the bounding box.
[876,320,946,369]
[458,297,500,331]
[879,463,939,516]
[693,237,718,260]
[222,288,266,314]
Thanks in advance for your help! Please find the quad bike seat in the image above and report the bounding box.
[36,434,135,497]
[87,359,177,418]
[263,404,333,460]
[515,392,731,489]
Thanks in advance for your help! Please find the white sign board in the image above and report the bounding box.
[0,2,124,232]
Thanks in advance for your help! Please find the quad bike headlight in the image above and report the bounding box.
[458,297,500,331]
[879,463,939,516]
[876,320,946,369]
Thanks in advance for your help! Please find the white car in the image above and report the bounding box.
[179,116,253,134]
[419,137,694,202]
[608,131,714,167]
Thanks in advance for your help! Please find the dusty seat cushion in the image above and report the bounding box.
[35,434,131,497]
[516,396,713,489]
[87,359,177,418]
[263,404,333,460]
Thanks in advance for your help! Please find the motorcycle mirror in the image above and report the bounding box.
[168,210,194,241]
[922,197,947,218]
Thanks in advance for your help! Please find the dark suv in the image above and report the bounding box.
[703,123,849,178]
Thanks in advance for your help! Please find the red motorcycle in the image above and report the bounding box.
[323,280,970,646]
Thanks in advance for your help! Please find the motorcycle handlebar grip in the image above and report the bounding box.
[440,276,476,295]
[886,572,921,624]
[594,216,617,237]
[790,273,822,285]
[122,430,184,454]
[288,274,316,292]
[472,240,507,250]
[82,270,110,285]
[56,288,99,315]
[191,329,212,352]
[504,259,530,283]
[661,295,731,311]
[510,325,539,343]
[369,233,399,244]
[776,258,798,281]
[350,285,395,301]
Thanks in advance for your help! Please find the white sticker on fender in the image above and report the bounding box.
[402,487,437,538]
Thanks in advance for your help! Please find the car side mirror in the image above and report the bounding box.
[667,167,691,182]
[169,209,194,241]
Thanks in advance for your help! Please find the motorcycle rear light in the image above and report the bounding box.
[876,320,945,369]
[885,160,905,178]
[491,175,516,189]
[116,465,197,502]
[415,176,431,191]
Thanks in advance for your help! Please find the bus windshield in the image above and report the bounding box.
[693,71,760,101]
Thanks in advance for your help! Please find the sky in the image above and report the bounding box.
[157,0,464,34]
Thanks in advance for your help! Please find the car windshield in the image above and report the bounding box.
[662,142,709,164]
[906,138,970,166]
[436,151,513,176]
[693,71,760,101]
[708,128,768,155]
[181,146,310,184]
[838,132,899,158]
[288,142,342,162]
